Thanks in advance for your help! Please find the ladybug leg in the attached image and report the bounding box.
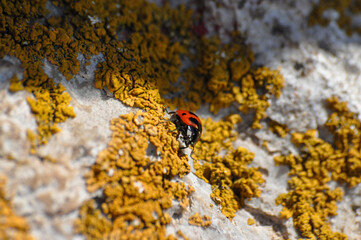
[158,117,178,133]
[190,148,196,159]
[168,128,179,133]
[157,110,175,126]
[178,139,188,149]
[163,107,172,114]
[179,137,190,150]
[157,114,173,126]
[180,144,196,159]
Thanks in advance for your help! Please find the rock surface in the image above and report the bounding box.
[0,0,361,240]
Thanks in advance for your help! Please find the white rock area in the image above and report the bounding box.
[0,0,361,239]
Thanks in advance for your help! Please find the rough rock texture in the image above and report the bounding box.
[0,0,361,240]
[0,54,131,239]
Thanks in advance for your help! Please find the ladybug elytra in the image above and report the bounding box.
[169,110,202,149]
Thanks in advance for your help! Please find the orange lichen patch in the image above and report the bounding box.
[75,111,194,239]
[325,97,361,186]
[247,218,255,225]
[261,140,269,150]
[193,116,264,219]
[26,129,37,155]
[8,74,24,92]
[269,120,289,138]
[74,200,112,239]
[176,230,190,240]
[274,130,348,239]
[193,116,241,164]
[236,67,284,129]
[188,213,212,227]
[2,0,81,81]
[0,175,35,240]
[1,0,76,147]
[26,80,75,146]
[165,32,284,129]
[63,0,196,117]
[308,0,361,36]
[3,0,284,146]
[274,97,361,239]
[2,0,285,237]
[83,0,193,117]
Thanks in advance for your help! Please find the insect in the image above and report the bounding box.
[168,110,202,150]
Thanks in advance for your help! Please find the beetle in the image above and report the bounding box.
[168,110,202,149]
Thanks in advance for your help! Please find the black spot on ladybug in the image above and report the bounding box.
[182,113,187,116]
[189,117,198,124]
[189,117,202,131]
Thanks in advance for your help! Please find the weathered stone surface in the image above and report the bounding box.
[1,1,361,240]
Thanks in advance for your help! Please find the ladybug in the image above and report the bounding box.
[169,110,202,149]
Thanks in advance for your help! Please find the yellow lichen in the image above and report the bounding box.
[193,116,264,219]
[325,96,361,186]
[308,0,361,36]
[247,218,255,225]
[87,0,193,117]
[165,33,284,129]
[3,0,284,147]
[175,230,189,240]
[1,0,76,148]
[274,96,361,239]
[8,74,24,92]
[2,0,286,237]
[26,81,75,145]
[269,120,289,138]
[261,140,269,151]
[0,175,35,240]
[26,129,37,155]
[75,111,194,239]
[188,213,212,227]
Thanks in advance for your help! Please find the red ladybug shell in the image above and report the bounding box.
[169,110,202,148]
[175,110,202,132]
